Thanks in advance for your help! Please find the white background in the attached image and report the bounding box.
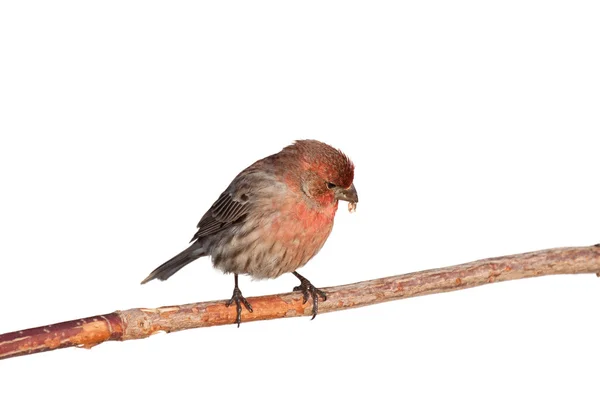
[1,1,599,399]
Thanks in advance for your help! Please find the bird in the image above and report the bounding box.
[141,139,358,326]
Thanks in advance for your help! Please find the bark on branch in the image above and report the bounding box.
[2,245,600,360]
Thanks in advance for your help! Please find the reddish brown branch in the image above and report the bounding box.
[2,245,600,360]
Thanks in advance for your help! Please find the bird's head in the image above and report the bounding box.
[281,140,358,209]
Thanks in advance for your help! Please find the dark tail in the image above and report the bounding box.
[141,242,206,284]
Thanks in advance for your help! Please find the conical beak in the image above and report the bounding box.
[335,183,358,203]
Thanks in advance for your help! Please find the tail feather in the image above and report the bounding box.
[141,242,206,284]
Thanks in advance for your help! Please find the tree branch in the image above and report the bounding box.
[2,245,600,360]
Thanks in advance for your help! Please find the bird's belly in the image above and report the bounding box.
[210,205,335,279]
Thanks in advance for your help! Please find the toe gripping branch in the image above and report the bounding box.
[226,274,253,327]
[293,271,327,320]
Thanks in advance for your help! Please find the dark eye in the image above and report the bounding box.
[326,182,336,189]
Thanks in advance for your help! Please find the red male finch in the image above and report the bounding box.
[141,140,358,326]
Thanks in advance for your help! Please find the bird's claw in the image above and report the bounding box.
[293,279,327,320]
[226,287,253,327]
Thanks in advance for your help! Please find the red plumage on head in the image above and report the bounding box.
[282,139,355,189]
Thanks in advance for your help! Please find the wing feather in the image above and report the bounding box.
[190,190,250,242]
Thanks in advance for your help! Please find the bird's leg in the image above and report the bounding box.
[292,271,327,320]
[226,274,253,327]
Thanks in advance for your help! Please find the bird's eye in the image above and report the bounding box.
[326,182,336,189]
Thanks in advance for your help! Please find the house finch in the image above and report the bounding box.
[141,140,358,326]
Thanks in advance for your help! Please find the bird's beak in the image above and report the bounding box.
[335,183,358,203]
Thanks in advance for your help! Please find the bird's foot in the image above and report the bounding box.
[293,273,327,320]
[226,287,253,327]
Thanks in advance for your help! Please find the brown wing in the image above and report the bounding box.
[190,190,251,242]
